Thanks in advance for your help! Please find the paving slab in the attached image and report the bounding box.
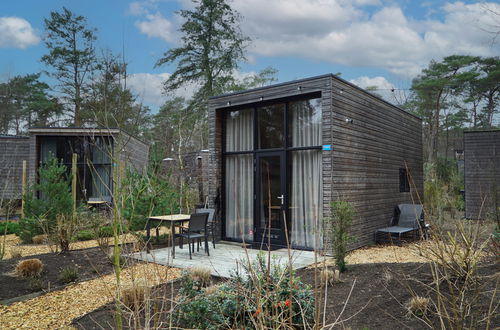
[128,242,317,278]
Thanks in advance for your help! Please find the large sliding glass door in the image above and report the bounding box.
[223,95,323,249]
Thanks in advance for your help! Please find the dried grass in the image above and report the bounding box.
[406,296,430,318]
[15,259,43,278]
[31,234,47,245]
[190,267,212,288]
[320,268,341,285]
[9,247,22,259]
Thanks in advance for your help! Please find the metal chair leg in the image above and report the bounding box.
[188,238,192,259]
[211,226,216,249]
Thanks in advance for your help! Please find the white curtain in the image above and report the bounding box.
[290,99,323,249]
[226,109,253,152]
[225,109,254,241]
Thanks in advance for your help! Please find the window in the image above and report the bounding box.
[257,103,285,149]
[399,168,410,192]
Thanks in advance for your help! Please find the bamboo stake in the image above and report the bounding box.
[72,153,77,215]
[21,160,27,219]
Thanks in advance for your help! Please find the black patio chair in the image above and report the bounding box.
[195,208,217,248]
[175,212,210,259]
[375,204,426,244]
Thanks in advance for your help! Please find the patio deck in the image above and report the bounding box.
[128,242,318,278]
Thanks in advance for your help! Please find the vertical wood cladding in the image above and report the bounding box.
[0,136,30,200]
[464,131,500,219]
[208,74,423,249]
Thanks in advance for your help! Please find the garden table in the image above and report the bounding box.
[146,214,191,257]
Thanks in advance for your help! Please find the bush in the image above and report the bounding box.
[172,255,314,329]
[0,221,20,235]
[325,200,357,272]
[121,170,180,231]
[20,159,74,244]
[15,258,43,278]
[18,217,44,243]
[59,266,79,283]
[23,159,73,226]
[74,230,94,241]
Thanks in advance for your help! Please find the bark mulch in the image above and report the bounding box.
[0,263,181,329]
[0,247,113,302]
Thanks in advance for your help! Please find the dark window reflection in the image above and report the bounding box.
[257,104,285,149]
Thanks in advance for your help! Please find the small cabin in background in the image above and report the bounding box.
[464,130,500,220]
[0,135,30,201]
[207,74,423,250]
[0,128,149,206]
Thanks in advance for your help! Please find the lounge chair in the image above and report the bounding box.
[375,204,425,244]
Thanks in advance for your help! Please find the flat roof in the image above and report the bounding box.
[210,73,420,121]
[0,134,29,139]
[464,129,500,134]
[29,127,121,135]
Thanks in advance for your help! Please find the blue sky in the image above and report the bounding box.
[1,0,499,111]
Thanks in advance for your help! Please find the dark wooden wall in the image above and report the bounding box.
[464,130,500,219]
[118,131,150,173]
[0,136,30,200]
[208,74,423,250]
[329,77,423,248]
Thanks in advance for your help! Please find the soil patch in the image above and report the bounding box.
[296,259,499,329]
[73,259,498,329]
[0,247,113,302]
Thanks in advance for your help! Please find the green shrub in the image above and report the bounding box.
[59,266,79,283]
[121,170,180,231]
[20,159,74,243]
[99,225,114,237]
[0,221,20,235]
[325,200,357,272]
[74,230,94,241]
[18,217,44,243]
[172,255,314,329]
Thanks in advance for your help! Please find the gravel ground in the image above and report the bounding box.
[0,263,181,329]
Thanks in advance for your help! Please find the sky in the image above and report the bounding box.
[0,0,499,111]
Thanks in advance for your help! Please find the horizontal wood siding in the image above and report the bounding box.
[0,136,30,200]
[208,74,424,250]
[329,77,423,249]
[464,131,500,219]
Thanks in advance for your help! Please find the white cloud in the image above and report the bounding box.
[230,0,500,77]
[129,0,499,79]
[128,72,199,108]
[0,17,40,49]
[349,76,397,102]
[128,72,170,107]
[135,12,176,42]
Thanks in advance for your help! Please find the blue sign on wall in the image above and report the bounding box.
[322,145,332,151]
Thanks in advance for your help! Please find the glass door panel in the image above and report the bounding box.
[255,152,286,246]
[257,104,285,149]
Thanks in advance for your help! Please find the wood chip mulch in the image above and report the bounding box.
[0,263,181,329]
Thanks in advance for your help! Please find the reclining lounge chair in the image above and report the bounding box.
[375,204,425,244]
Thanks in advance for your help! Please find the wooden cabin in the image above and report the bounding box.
[0,135,30,200]
[464,130,500,220]
[207,74,423,250]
